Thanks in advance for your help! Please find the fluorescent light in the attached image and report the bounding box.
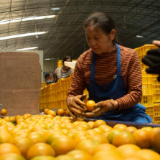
[136,35,144,38]
[50,7,60,11]
[0,31,47,40]
[16,47,38,51]
[0,15,56,25]
[44,58,55,60]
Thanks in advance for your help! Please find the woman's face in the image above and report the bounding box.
[63,58,71,69]
[85,26,115,54]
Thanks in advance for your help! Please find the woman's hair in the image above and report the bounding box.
[83,12,118,44]
[45,73,50,81]
[62,56,72,65]
[52,72,58,82]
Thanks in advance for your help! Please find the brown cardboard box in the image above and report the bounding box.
[0,52,41,116]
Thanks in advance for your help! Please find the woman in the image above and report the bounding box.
[45,72,58,85]
[67,12,152,123]
[55,56,73,80]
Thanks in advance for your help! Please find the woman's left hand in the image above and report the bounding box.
[82,99,118,118]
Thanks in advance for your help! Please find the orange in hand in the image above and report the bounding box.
[86,100,95,111]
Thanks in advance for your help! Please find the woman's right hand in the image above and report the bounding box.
[67,94,87,119]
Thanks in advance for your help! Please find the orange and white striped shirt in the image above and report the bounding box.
[67,45,142,111]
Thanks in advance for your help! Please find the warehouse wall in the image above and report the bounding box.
[0,50,43,81]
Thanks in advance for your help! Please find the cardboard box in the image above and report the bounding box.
[0,52,41,116]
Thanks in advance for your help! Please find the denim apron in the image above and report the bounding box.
[89,44,152,123]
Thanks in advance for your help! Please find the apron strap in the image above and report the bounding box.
[116,44,121,76]
[91,52,96,81]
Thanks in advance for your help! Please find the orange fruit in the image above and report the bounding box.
[134,149,160,160]
[30,156,55,160]
[107,129,123,144]
[0,131,13,143]
[74,134,88,146]
[93,128,105,134]
[44,130,58,140]
[15,115,21,121]
[88,134,109,144]
[87,121,95,129]
[46,131,65,145]
[44,109,49,114]
[5,124,15,132]
[93,143,117,155]
[93,120,106,128]
[67,150,92,160]
[125,126,137,133]
[152,128,160,153]
[0,153,25,160]
[75,126,87,131]
[51,135,75,156]
[26,143,55,159]
[151,127,160,138]
[0,143,21,156]
[31,156,56,160]
[99,125,112,132]
[102,132,110,138]
[72,131,88,138]
[93,150,124,160]
[75,139,99,155]
[133,129,152,149]
[117,144,141,158]
[13,130,29,138]
[12,136,33,157]
[23,114,30,120]
[86,100,95,111]
[57,109,64,116]
[1,109,7,116]
[113,124,127,131]
[113,131,136,147]
[124,157,145,160]
[66,110,70,116]
[48,110,56,117]
[62,123,75,130]
[27,132,46,144]
[3,117,10,122]
[80,123,90,130]
[10,117,16,123]
[87,129,98,135]
[56,155,76,160]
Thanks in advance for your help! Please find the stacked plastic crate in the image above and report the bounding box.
[58,60,63,68]
[39,74,73,111]
[135,44,159,123]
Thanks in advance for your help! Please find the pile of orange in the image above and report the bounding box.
[44,109,70,117]
[0,115,160,160]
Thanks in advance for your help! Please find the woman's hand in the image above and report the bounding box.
[82,99,118,118]
[67,94,87,119]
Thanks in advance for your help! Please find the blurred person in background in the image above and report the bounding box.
[45,72,58,85]
[66,12,152,123]
[142,40,160,81]
[55,56,73,80]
